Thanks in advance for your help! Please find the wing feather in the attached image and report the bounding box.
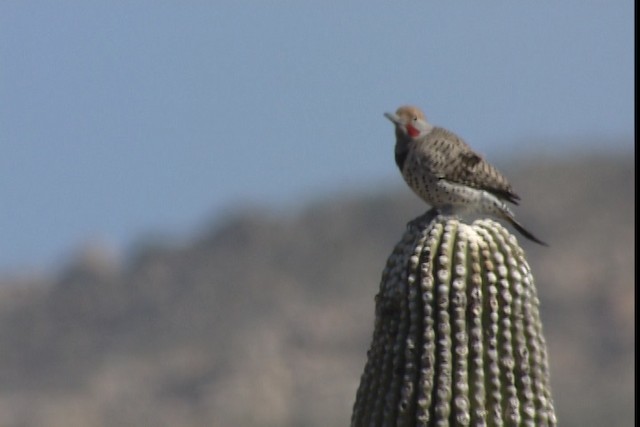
[416,127,521,205]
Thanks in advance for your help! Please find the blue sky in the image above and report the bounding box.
[0,2,634,274]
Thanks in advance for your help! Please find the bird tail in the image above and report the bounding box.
[501,213,548,246]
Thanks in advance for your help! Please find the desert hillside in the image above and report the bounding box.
[0,152,633,427]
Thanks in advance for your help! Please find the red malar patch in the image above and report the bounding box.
[406,124,420,138]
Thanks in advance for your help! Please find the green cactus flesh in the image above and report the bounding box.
[351,211,556,427]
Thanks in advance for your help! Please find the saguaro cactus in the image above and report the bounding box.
[351,210,556,426]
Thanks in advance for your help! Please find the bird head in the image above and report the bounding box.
[384,106,433,140]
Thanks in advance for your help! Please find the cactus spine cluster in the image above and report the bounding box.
[351,211,556,426]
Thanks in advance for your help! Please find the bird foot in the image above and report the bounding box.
[407,208,440,229]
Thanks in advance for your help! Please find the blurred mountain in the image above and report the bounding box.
[0,152,633,427]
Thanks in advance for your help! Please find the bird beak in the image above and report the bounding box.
[384,112,401,125]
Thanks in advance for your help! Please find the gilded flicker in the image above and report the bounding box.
[384,105,547,245]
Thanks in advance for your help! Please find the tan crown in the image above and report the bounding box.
[394,105,427,123]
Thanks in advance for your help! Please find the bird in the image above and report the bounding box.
[384,105,547,246]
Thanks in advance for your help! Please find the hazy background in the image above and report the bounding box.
[0,1,633,275]
[0,2,634,427]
